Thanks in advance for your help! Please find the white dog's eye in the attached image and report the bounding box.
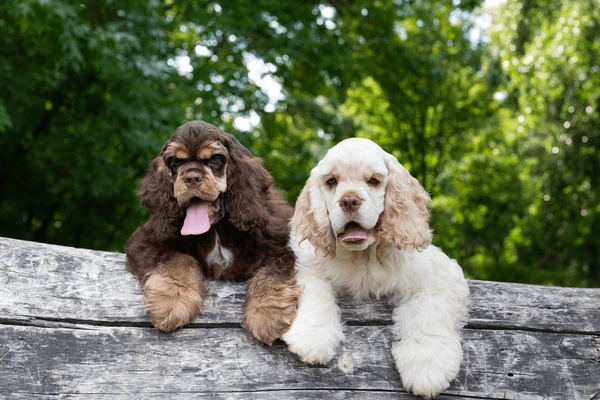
[368,177,380,186]
[326,177,337,187]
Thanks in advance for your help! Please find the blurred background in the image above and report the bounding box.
[0,0,597,287]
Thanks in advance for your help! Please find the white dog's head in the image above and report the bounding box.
[292,138,432,255]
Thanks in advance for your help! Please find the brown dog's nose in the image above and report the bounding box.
[339,194,362,213]
[184,172,203,188]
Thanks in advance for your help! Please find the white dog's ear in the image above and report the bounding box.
[380,152,432,250]
[291,168,336,256]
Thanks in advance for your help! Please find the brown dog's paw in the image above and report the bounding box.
[143,259,207,332]
[242,276,303,345]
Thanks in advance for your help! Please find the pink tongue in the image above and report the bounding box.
[340,223,368,241]
[181,203,211,236]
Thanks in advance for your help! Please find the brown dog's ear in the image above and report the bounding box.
[291,168,336,256]
[380,152,432,251]
[223,133,274,231]
[137,156,179,217]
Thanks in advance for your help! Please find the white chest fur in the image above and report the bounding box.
[205,233,234,275]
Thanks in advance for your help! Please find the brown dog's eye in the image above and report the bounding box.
[207,154,225,171]
[368,177,380,186]
[167,157,187,171]
[326,177,337,187]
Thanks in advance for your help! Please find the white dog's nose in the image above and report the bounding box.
[339,194,362,213]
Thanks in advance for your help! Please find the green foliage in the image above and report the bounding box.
[484,0,600,286]
[0,0,597,286]
[0,0,189,250]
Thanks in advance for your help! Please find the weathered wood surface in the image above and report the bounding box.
[0,237,599,399]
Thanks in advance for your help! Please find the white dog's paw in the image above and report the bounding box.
[282,325,344,365]
[392,337,462,399]
[399,364,452,399]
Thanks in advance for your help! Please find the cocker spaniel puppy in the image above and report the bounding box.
[125,121,300,344]
[282,138,469,399]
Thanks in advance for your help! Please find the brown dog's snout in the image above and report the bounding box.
[339,194,362,213]
[183,171,204,188]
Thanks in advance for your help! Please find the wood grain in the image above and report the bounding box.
[1,324,598,399]
[0,236,599,399]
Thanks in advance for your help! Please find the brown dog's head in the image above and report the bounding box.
[138,121,275,237]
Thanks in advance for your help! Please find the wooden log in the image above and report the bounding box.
[0,324,598,399]
[0,237,599,399]
[1,237,598,334]
[1,324,598,399]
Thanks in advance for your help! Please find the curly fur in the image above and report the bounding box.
[380,151,432,251]
[282,138,469,399]
[291,171,337,256]
[126,121,299,343]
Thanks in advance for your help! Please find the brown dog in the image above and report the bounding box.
[125,121,300,344]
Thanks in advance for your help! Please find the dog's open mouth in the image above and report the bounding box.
[339,222,369,243]
[181,198,212,236]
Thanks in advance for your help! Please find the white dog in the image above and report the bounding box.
[282,138,469,399]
